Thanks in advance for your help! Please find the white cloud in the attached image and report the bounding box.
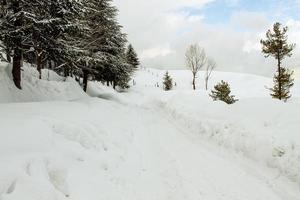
[230,11,269,31]
[242,40,261,53]
[141,45,174,59]
[114,0,300,76]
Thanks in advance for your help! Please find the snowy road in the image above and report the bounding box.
[0,96,300,200]
[117,104,300,200]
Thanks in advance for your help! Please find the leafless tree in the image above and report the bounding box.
[205,58,216,90]
[185,44,206,90]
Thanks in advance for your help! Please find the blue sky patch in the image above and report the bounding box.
[183,0,300,24]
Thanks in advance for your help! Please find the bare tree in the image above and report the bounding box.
[205,58,216,90]
[185,44,206,90]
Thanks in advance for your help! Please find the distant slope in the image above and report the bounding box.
[133,68,300,99]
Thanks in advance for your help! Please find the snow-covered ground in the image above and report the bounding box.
[133,68,300,185]
[0,64,300,200]
[0,63,86,103]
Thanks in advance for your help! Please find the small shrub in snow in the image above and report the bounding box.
[163,71,173,91]
[210,80,238,104]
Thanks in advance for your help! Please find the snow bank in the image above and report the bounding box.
[131,68,300,185]
[0,62,87,103]
[152,89,300,185]
[2,95,299,200]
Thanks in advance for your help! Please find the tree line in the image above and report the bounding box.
[0,0,140,91]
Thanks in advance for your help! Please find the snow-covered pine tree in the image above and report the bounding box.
[0,0,130,91]
[0,0,81,84]
[210,80,238,104]
[26,0,83,79]
[163,71,173,91]
[44,0,84,78]
[80,0,128,91]
[114,61,133,89]
[261,22,295,101]
[0,0,36,89]
[126,44,140,70]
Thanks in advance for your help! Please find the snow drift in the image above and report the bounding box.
[0,62,86,103]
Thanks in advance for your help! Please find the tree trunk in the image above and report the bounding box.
[12,0,22,89]
[277,53,282,100]
[37,54,42,79]
[113,81,116,90]
[48,60,52,70]
[70,66,73,78]
[192,74,196,90]
[12,47,22,89]
[205,77,208,91]
[64,66,69,77]
[106,81,109,86]
[82,69,88,92]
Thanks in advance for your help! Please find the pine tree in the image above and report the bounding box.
[126,44,140,69]
[0,0,132,92]
[40,0,83,78]
[0,0,33,89]
[210,80,238,104]
[79,0,128,91]
[0,0,81,85]
[261,22,295,101]
[163,71,173,91]
[270,67,294,101]
[1,0,50,84]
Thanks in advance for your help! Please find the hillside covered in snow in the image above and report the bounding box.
[0,65,300,200]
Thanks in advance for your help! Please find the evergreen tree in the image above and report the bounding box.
[270,67,294,101]
[0,0,132,92]
[163,71,173,91]
[261,22,295,101]
[0,0,35,89]
[80,0,128,91]
[126,44,140,69]
[41,0,83,78]
[210,80,238,104]
[0,0,81,85]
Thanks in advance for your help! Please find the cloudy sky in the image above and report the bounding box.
[114,0,300,76]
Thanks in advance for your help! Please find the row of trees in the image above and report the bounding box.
[0,0,140,91]
[185,22,295,102]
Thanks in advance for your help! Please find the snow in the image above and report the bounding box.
[132,68,300,185]
[0,62,86,103]
[0,65,300,200]
[133,67,300,98]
